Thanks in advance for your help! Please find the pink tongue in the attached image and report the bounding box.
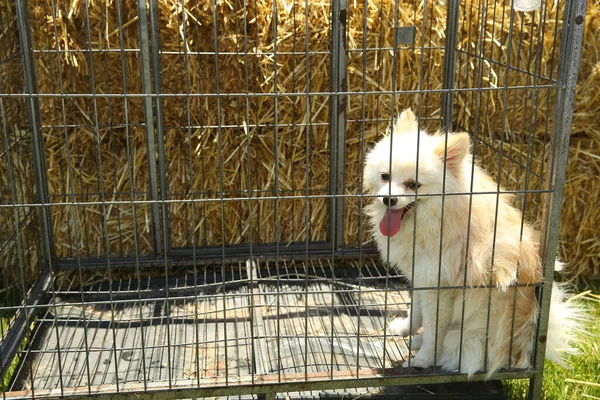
[379,209,405,237]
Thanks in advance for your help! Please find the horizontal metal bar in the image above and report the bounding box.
[3,368,536,400]
[453,48,556,84]
[39,122,330,130]
[0,282,543,313]
[44,176,545,200]
[37,115,441,131]
[31,49,331,56]
[50,243,379,270]
[30,47,448,56]
[0,84,561,98]
[0,289,396,312]
[50,182,542,200]
[0,188,554,209]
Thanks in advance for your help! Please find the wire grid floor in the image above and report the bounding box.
[14,259,415,396]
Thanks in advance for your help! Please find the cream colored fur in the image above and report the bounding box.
[363,109,583,378]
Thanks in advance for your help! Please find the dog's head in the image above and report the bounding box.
[363,109,471,237]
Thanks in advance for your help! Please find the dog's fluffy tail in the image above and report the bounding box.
[545,262,586,366]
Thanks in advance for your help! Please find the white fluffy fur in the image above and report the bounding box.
[363,109,584,378]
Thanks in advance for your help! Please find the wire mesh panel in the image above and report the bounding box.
[0,0,588,399]
[0,0,45,387]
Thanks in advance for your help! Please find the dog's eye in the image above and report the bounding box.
[380,173,390,182]
[405,180,421,191]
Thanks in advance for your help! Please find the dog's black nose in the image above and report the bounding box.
[382,197,397,207]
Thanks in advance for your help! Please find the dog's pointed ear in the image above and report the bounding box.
[435,132,470,169]
[392,108,418,135]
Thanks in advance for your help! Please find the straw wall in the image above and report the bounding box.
[0,0,598,281]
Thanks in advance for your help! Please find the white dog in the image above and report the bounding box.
[363,109,583,378]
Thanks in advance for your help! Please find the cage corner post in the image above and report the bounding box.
[137,0,169,257]
[528,0,588,398]
[14,0,54,268]
[328,0,348,251]
[2,0,56,387]
[441,0,460,132]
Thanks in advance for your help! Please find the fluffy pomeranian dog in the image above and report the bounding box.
[363,109,583,378]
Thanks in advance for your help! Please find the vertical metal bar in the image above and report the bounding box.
[484,0,516,374]
[240,0,257,385]
[15,0,54,265]
[382,0,401,372]
[137,0,164,256]
[15,3,61,395]
[210,0,229,384]
[148,0,171,252]
[355,0,369,377]
[271,0,282,384]
[528,0,587,398]
[45,0,93,387]
[303,0,312,382]
[81,0,122,389]
[147,0,173,386]
[328,0,347,250]
[178,0,201,387]
[116,0,148,388]
[441,0,460,131]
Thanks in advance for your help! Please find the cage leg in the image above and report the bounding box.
[328,0,348,250]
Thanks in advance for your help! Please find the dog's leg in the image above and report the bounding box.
[389,290,422,336]
[403,288,455,368]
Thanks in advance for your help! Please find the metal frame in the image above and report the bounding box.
[528,0,588,397]
[137,0,165,257]
[14,0,54,266]
[0,0,588,399]
[328,0,348,251]
[441,0,460,132]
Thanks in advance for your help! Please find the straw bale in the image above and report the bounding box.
[0,0,598,282]
[0,1,41,296]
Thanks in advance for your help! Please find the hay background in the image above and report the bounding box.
[0,0,599,284]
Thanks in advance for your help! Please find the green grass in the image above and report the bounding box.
[504,294,600,400]
[1,316,20,391]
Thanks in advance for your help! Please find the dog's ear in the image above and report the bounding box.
[435,132,470,169]
[392,108,418,135]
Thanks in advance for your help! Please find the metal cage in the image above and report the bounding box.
[0,0,587,399]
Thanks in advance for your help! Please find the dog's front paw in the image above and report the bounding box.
[402,348,434,369]
[389,317,420,337]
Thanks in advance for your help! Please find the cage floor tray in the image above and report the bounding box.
[12,259,432,397]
